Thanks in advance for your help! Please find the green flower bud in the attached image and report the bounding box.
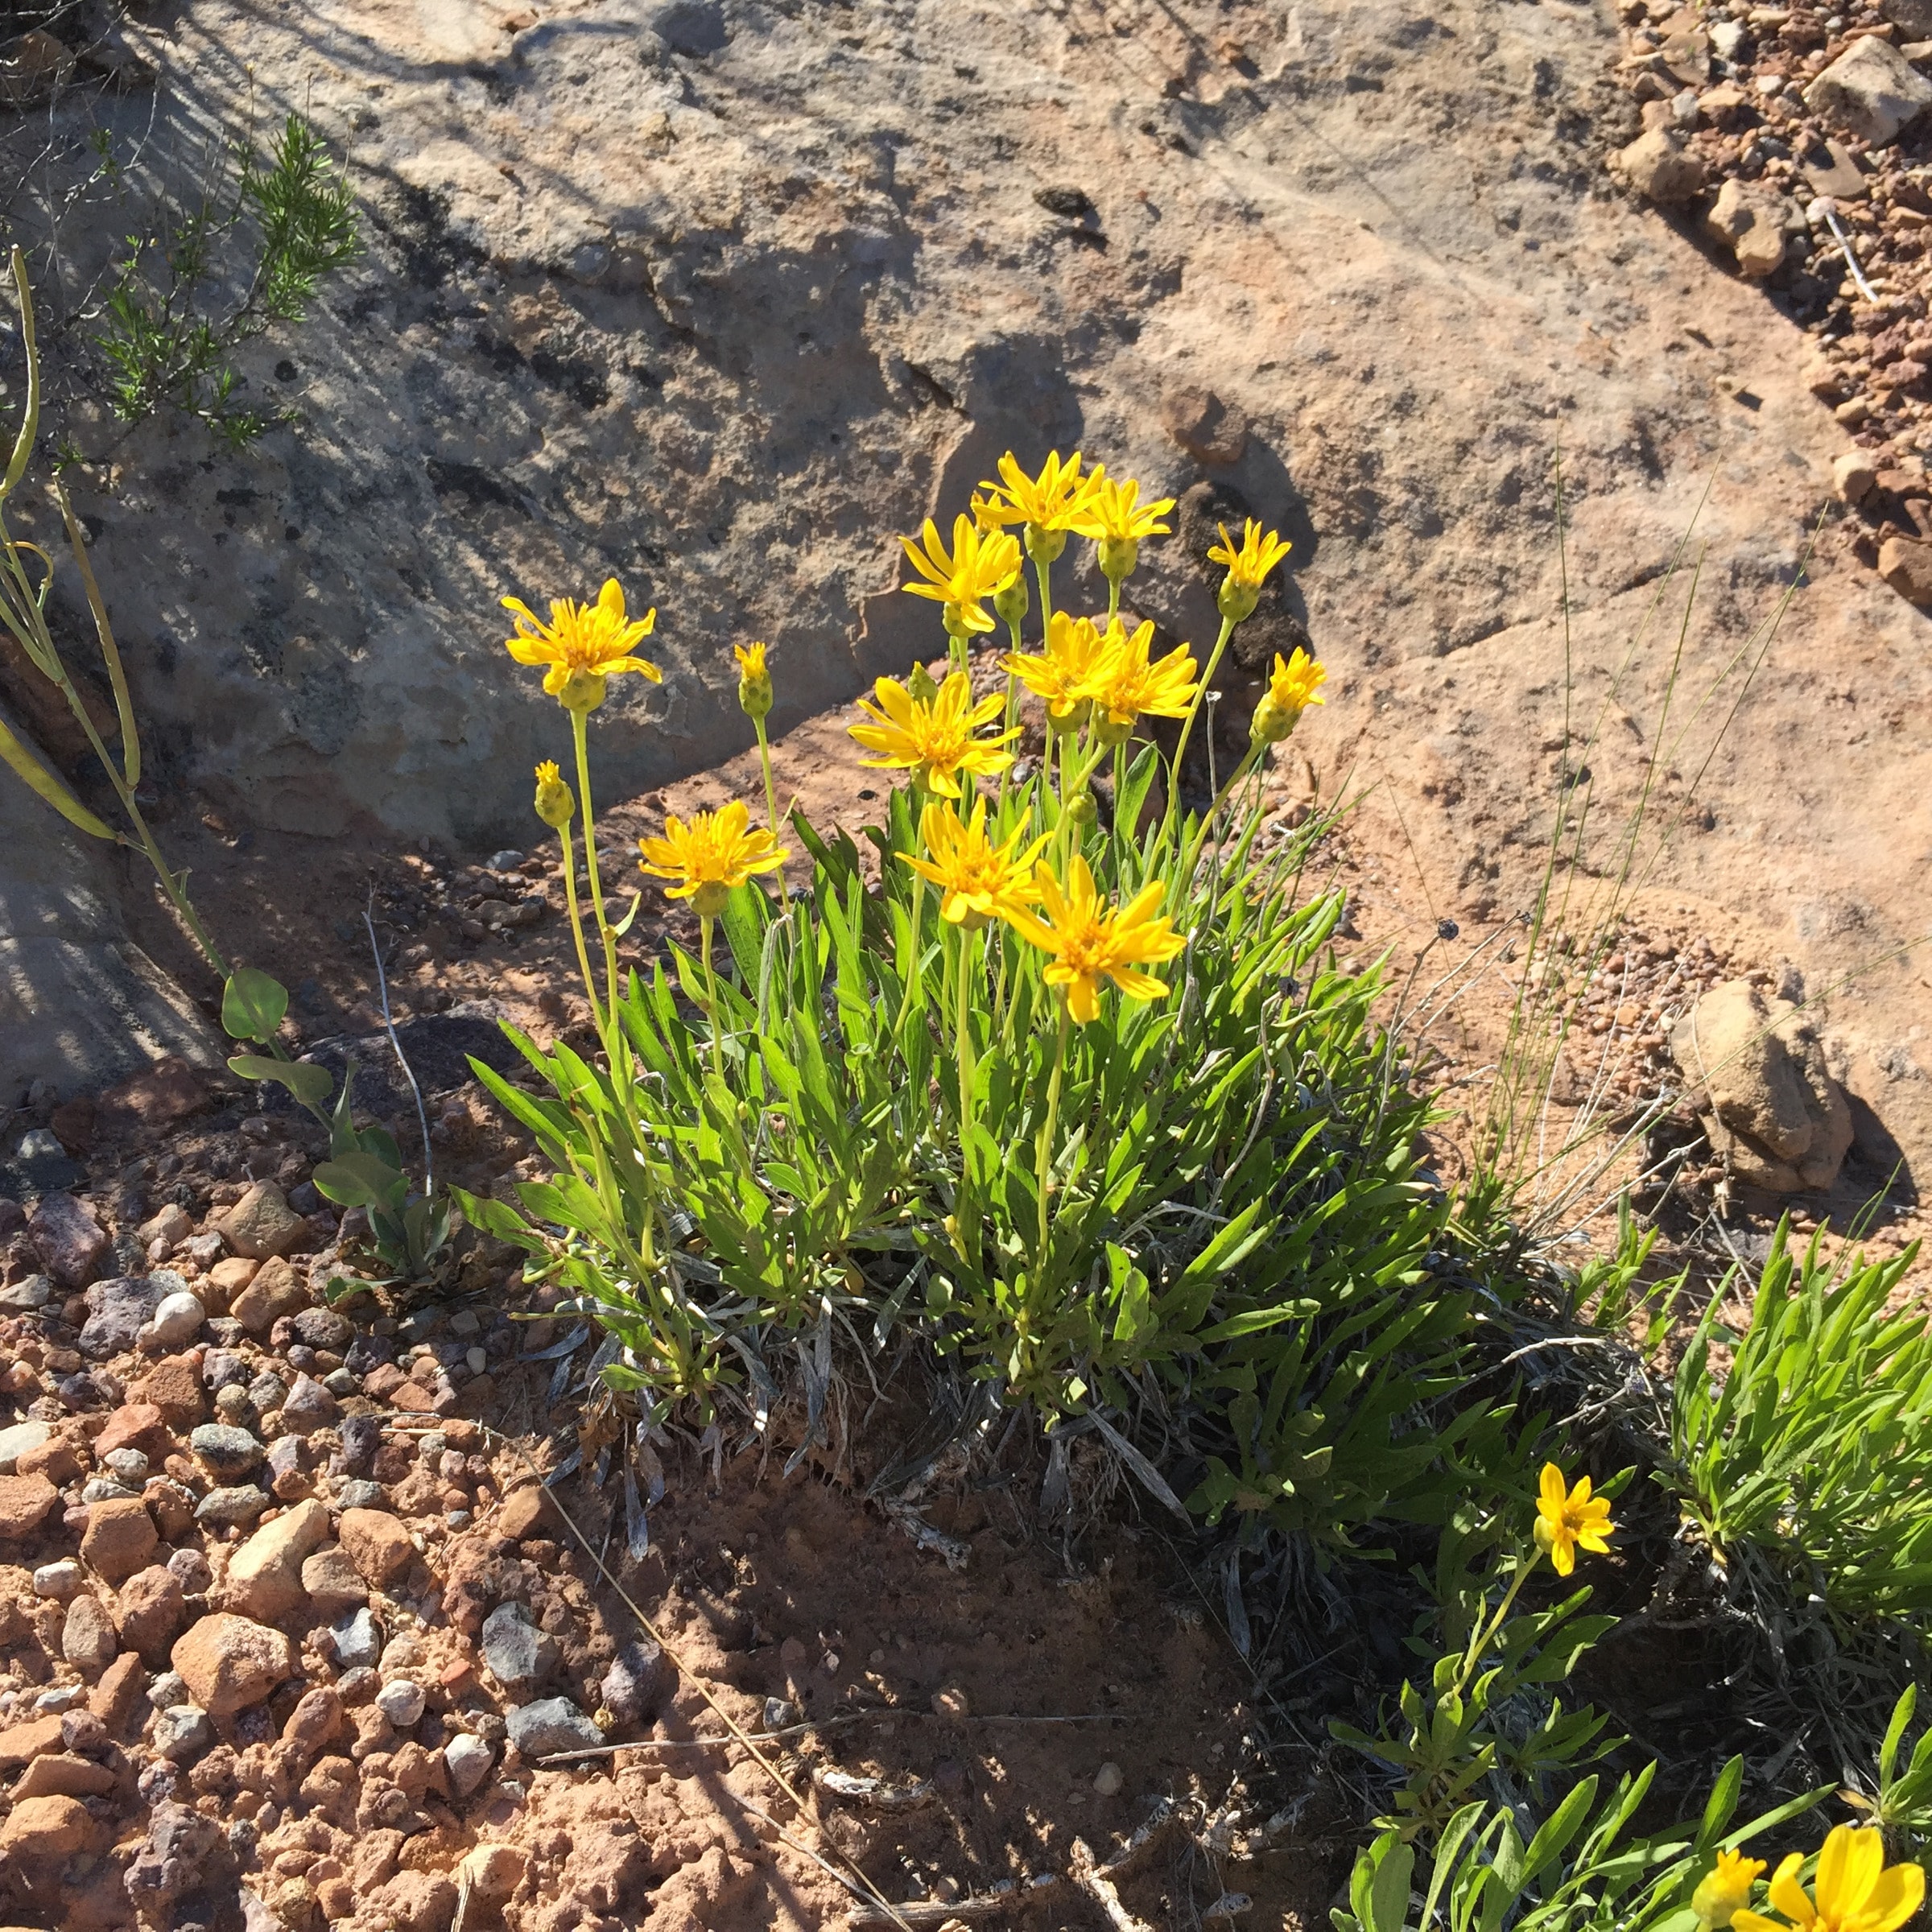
[993,571,1030,628]
[533,761,576,829]
[1218,576,1261,624]
[1097,536,1138,584]
[555,666,608,713]
[1066,792,1099,826]
[1025,524,1068,566]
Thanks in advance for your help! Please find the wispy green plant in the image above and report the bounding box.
[1666,1222,1932,1622]
[94,111,359,448]
[0,250,444,1282]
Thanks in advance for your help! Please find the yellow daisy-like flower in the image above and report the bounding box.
[849,670,1017,798]
[1208,518,1293,621]
[1251,647,1327,746]
[1077,617,1199,745]
[502,579,662,712]
[1734,1827,1924,1932]
[1695,1850,1769,1930]
[733,641,773,721]
[1006,853,1187,1025]
[1071,475,1176,584]
[1004,611,1108,732]
[1533,1463,1614,1578]
[533,760,574,830]
[638,799,788,919]
[900,514,1023,637]
[898,799,1048,931]
[976,450,1104,564]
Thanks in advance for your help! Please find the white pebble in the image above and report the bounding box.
[32,1560,84,1602]
[376,1678,426,1728]
[444,1730,495,1798]
[1092,1761,1124,1797]
[466,1346,488,1375]
[147,1290,206,1348]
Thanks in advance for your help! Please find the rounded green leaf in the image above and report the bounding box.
[227,1054,333,1110]
[222,965,289,1041]
[313,1150,408,1212]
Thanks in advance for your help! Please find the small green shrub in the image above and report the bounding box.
[461,457,1509,1554]
[1666,1224,1932,1621]
[93,112,359,448]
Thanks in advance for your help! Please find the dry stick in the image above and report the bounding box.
[464,1419,917,1932]
[1069,1838,1156,1932]
[532,1708,1141,1765]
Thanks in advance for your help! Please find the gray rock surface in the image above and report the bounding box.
[601,1637,675,1727]
[481,1600,558,1697]
[188,1424,264,1481]
[0,1422,52,1475]
[1804,34,1932,147]
[505,1697,604,1759]
[80,1274,164,1358]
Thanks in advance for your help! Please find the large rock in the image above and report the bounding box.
[225,1497,330,1620]
[481,1600,558,1697]
[0,1792,97,1860]
[80,1496,159,1583]
[28,1192,108,1290]
[171,1612,298,1715]
[1615,129,1707,206]
[1805,35,1932,147]
[1670,980,1855,1193]
[338,1506,415,1584]
[0,723,220,1106]
[0,1472,59,1539]
[1702,178,1785,281]
[217,1182,306,1261]
[115,1564,188,1661]
[229,1254,306,1334]
[78,1274,165,1358]
[505,1698,605,1759]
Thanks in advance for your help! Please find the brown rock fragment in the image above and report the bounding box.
[0,1472,60,1540]
[171,1612,298,1715]
[0,1792,97,1860]
[217,1181,306,1261]
[80,1496,159,1584]
[127,1355,205,1429]
[116,1564,188,1662]
[338,1508,415,1585]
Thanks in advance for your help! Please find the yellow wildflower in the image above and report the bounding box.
[1734,1827,1924,1932]
[1071,475,1175,584]
[1695,1851,1769,1930]
[976,450,1104,564]
[899,799,1047,931]
[1250,647,1327,746]
[1208,519,1293,622]
[638,799,787,919]
[532,761,574,830]
[849,670,1016,798]
[900,514,1023,638]
[734,641,773,721]
[1006,853,1186,1024]
[1004,611,1108,733]
[1078,617,1199,745]
[1533,1463,1614,1578]
[502,579,661,712]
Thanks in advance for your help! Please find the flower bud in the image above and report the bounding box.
[1217,576,1261,625]
[993,570,1030,628]
[1046,697,1091,737]
[1092,712,1134,748]
[690,881,731,919]
[555,667,607,713]
[734,642,773,721]
[907,660,939,704]
[1065,792,1098,827]
[1025,524,1067,566]
[1249,695,1301,746]
[533,761,575,829]
[1097,536,1138,585]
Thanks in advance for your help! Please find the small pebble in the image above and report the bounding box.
[444,1730,494,1798]
[145,1290,206,1349]
[147,1670,188,1710]
[377,1678,427,1728]
[33,1559,85,1601]
[1093,1761,1125,1797]
[34,1684,86,1711]
[167,1548,213,1595]
[81,1477,142,1503]
[153,1704,213,1761]
[102,1448,150,1485]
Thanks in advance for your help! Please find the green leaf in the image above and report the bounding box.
[226,1054,332,1109]
[222,965,290,1042]
[312,1150,408,1211]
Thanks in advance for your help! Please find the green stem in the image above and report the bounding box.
[1105,575,1121,624]
[571,707,621,1015]
[1034,998,1071,1264]
[1454,1551,1542,1700]
[556,818,605,1036]
[997,616,1023,812]
[700,914,725,1084]
[1182,742,1265,889]
[754,717,780,839]
[1166,612,1236,819]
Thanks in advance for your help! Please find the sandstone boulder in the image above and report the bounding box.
[1670,980,1855,1192]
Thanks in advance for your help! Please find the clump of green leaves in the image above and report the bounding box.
[1666,1223,1932,1621]
[1335,1754,1824,1932]
[95,112,359,448]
